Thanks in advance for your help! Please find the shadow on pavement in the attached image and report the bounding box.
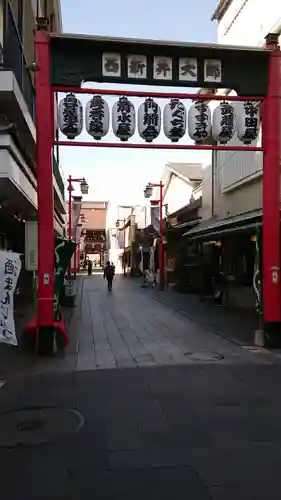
[0,364,281,499]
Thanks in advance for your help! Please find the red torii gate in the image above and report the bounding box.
[26,20,281,354]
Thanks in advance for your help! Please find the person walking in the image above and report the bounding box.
[104,261,115,291]
[87,259,93,276]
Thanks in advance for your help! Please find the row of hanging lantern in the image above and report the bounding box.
[58,93,261,145]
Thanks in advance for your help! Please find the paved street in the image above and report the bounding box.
[146,283,260,347]
[1,274,281,498]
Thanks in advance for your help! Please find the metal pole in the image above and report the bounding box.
[67,175,72,276]
[123,219,126,276]
[145,205,147,228]
[68,175,72,240]
[54,141,263,152]
[159,181,164,290]
[74,240,77,274]
[262,42,281,345]
[34,28,55,343]
[53,86,263,102]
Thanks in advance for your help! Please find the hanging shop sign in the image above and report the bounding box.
[138,97,161,143]
[54,237,76,313]
[188,100,211,142]
[253,228,262,319]
[112,96,136,141]
[0,250,22,345]
[51,35,269,96]
[150,204,160,234]
[58,93,83,139]
[236,101,260,144]
[212,102,236,144]
[163,99,186,142]
[85,95,109,140]
[75,223,83,243]
[71,196,82,239]
[25,221,38,271]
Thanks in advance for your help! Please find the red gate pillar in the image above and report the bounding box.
[25,27,68,354]
[35,29,55,330]
[262,39,281,345]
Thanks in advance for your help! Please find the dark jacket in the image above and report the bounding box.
[104,265,115,279]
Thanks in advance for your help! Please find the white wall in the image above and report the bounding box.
[201,120,262,220]
[163,175,193,215]
[214,0,270,192]
[204,0,278,220]
[217,0,281,46]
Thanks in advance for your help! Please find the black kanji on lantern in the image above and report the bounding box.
[244,101,259,117]
[142,98,160,141]
[62,93,80,135]
[168,99,185,141]
[89,96,105,138]
[116,97,132,140]
[243,101,259,142]
[193,102,209,140]
[219,103,234,141]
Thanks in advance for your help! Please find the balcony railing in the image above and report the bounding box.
[3,2,35,120]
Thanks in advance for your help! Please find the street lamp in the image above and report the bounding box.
[143,181,165,290]
[80,179,89,195]
[67,176,89,241]
[67,175,89,278]
[144,185,153,198]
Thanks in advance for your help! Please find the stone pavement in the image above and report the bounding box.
[1,275,281,498]
[139,279,259,347]
[67,273,275,371]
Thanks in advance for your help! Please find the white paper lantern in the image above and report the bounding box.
[236,101,260,144]
[163,99,186,142]
[58,93,83,140]
[212,102,236,143]
[112,96,135,141]
[188,100,211,142]
[138,97,161,143]
[85,95,109,140]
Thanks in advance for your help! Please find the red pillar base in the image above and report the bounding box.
[23,315,69,356]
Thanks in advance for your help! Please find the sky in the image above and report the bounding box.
[59,0,218,204]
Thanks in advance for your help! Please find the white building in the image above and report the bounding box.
[213,0,281,47]
[203,0,281,221]
[185,0,278,309]
[189,0,278,226]
[159,162,202,216]
[0,1,65,301]
[0,0,65,251]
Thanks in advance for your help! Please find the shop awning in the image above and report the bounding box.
[183,209,262,240]
[172,218,201,230]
